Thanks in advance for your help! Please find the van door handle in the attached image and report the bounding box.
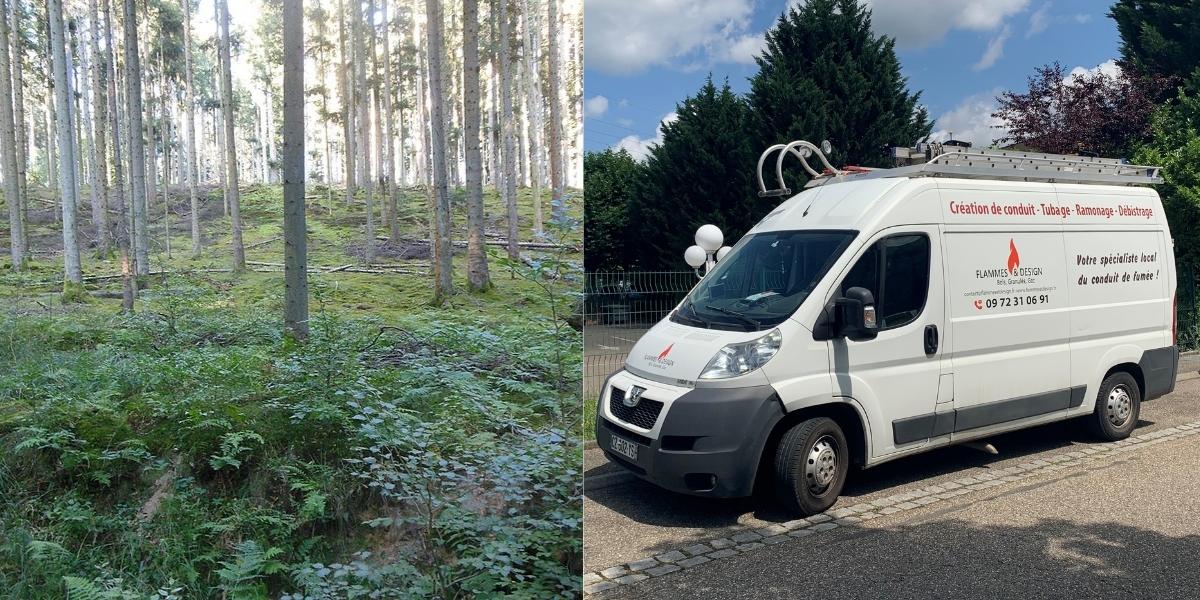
[924,324,939,355]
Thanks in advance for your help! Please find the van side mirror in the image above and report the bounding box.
[836,287,878,341]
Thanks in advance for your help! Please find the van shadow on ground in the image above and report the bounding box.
[585,417,1154,532]
[605,518,1200,599]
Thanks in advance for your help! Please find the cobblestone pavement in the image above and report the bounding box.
[584,374,1200,596]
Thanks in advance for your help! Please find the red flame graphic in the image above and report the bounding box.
[658,343,674,360]
[1007,239,1020,273]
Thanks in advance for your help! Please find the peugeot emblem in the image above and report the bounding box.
[623,386,646,408]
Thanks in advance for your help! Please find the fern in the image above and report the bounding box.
[62,576,105,600]
[217,540,282,600]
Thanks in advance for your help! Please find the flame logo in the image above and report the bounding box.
[658,343,674,360]
[1007,239,1020,273]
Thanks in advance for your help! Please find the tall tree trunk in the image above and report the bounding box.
[217,0,245,271]
[382,0,398,243]
[69,26,85,228]
[0,0,24,270]
[123,0,149,277]
[50,0,82,286]
[546,0,564,220]
[77,18,104,253]
[522,0,543,234]
[499,0,518,259]
[337,0,353,204]
[88,0,110,256]
[352,0,369,191]
[11,0,28,241]
[157,44,170,260]
[424,0,452,301]
[183,0,199,256]
[463,0,488,291]
[103,0,132,310]
[360,0,374,262]
[282,0,307,340]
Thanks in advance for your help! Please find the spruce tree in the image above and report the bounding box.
[749,0,929,188]
[631,78,763,270]
[582,148,642,272]
[1110,0,1200,85]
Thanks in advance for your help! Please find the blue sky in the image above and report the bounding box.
[584,0,1123,159]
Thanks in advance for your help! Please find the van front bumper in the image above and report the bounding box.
[595,374,785,498]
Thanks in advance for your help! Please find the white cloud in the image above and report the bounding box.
[613,112,678,161]
[863,0,1028,48]
[721,33,766,65]
[972,25,1011,70]
[929,89,1008,148]
[584,0,757,74]
[585,95,610,118]
[1068,59,1121,80]
[1027,3,1050,37]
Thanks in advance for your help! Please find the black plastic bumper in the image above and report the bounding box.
[595,377,784,498]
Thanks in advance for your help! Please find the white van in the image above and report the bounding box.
[595,142,1179,515]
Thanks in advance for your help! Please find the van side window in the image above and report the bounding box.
[840,234,930,331]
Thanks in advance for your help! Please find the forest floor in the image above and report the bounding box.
[0,182,582,599]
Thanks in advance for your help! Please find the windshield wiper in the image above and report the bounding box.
[704,304,761,329]
[680,301,710,327]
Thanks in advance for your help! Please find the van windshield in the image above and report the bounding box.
[673,230,856,331]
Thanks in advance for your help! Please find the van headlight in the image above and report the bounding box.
[699,329,782,379]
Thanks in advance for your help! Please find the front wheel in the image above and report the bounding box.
[773,417,849,516]
[1086,372,1141,441]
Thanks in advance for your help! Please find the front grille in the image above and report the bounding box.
[608,386,664,430]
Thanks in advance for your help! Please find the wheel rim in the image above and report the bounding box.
[805,435,838,495]
[1107,384,1133,427]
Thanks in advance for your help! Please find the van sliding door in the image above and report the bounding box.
[943,226,1073,435]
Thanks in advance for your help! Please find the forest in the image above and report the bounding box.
[0,0,584,597]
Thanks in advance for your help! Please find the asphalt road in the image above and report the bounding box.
[585,372,1200,598]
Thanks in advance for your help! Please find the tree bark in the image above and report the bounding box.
[77,19,104,254]
[499,0,518,259]
[217,0,245,270]
[0,0,25,270]
[10,0,27,239]
[282,0,308,340]
[49,0,82,285]
[381,0,399,243]
[183,0,200,256]
[102,0,133,310]
[522,0,543,233]
[337,0,354,204]
[546,0,564,220]
[463,0,489,291]
[424,0,452,301]
[88,0,110,256]
[360,0,375,262]
[123,0,149,277]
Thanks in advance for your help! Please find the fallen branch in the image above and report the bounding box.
[246,236,282,249]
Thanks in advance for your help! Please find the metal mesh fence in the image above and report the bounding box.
[1178,263,1198,352]
[583,271,696,399]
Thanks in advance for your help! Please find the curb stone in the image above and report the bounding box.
[582,418,1200,596]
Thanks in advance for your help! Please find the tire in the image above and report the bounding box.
[1087,371,1141,441]
[773,417,849,516]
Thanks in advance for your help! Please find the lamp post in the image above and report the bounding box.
[685,224,732,278]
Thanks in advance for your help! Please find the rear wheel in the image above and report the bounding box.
[773,417,849,516]
[1087,371,1140,441]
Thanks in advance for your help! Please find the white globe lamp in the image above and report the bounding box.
[695,224,724,253]
[684,245,707,269]
[716,246,732,262]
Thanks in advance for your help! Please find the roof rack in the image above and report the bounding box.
[756,140,1163,196]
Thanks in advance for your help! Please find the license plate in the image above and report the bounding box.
[610,435,639,462]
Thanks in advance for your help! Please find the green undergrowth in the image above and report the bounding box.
[0,185,584,598]
[0,279,582,598]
